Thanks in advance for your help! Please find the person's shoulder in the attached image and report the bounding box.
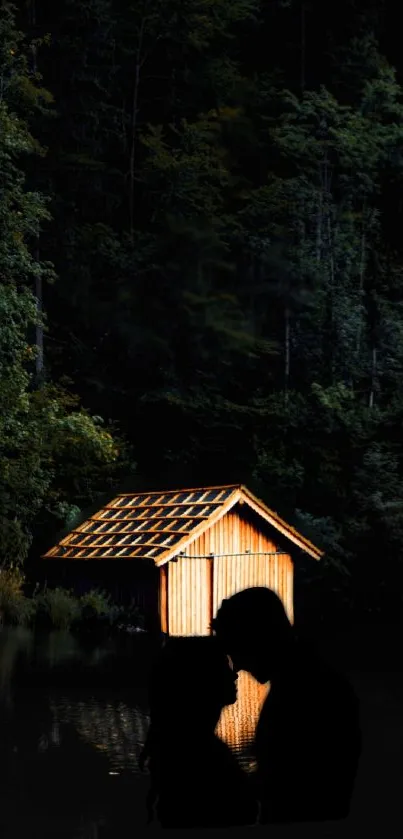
[309,658,359,722]
[297,643,357,700]
[317,656,356,695]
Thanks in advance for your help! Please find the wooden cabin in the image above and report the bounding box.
[42,484,323,758]
[42,483,322,634]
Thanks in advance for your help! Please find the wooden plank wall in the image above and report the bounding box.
[165,506,294,636]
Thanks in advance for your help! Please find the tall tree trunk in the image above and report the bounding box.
[316,181,323,265]
[35,265,44,381]
[29,0,44,382]
[369,346,377,408]
[129,53,142,241]
[284,305,290,403]
[248,255,257,337]
[129,2,149,241]
[325,213,335,386]
[300,2,306,92]
[355,207,367,358]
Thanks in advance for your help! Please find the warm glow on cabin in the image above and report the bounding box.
[216,670,270,767]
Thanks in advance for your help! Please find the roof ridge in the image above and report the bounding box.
[237,486,323,560]
[115,484,241,497]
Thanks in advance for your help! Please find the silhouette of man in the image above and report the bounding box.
[212,587,362,824]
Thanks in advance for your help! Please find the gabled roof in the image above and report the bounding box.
[42,484,323,565]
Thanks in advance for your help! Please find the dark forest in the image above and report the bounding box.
[2,0,403,626]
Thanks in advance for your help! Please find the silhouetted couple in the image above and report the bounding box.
[141,587,361,828]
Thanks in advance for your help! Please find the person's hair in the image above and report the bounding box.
[141,636,233,779]
[141,636,237,823]
[212,586,293,639]
[148,635,231,721]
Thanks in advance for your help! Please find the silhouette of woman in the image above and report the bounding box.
[140,636,259,828]
[213,587,362,824]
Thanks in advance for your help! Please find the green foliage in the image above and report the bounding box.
[80,589,121,626]
[0,3,128,562]
[35,587,81,631]
[0,286,48,562]
[0,566,34,625]
[32,585,141,632]
[0,4,55,286]
[122,600,146,631]
[2,0,403,623]
[0,572,136,633]
[0,336,123,562]
[36,384,124,510]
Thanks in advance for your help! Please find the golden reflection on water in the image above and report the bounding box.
[50,671,269,777]
[50,697,150,774]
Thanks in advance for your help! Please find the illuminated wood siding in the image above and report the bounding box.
[164,504,294,636]
[211,509,294,624]
[167,554,209,635]
[216,670,270,763]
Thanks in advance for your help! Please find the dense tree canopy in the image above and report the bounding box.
[2,0,403,622]
[0,1,128,564]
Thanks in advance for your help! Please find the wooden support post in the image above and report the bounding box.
[160,564,168,635]
[207,555,214,635]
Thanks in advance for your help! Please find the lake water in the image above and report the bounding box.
[1,626,402,837]
[0,628,268,837]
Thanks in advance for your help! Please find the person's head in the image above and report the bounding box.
[211,587,294,683]
[149,636,238,735]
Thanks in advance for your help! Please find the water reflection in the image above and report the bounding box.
[51,695,150,774]
[50,673,267,776]
[0,627,33,707]
[1,691,151,837]
[0,628,269,836]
